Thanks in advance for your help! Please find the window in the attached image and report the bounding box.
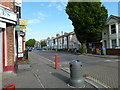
[119,39,120,46]
[53,39,55,44]
[119,24,120,33]
[104,40,107,48]
[104,33,106,35]
[111,24,116,34]
[112,39,116,48]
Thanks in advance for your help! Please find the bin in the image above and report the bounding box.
[24,50,28,59]
[101,48,106,55]
[69,60,84,88]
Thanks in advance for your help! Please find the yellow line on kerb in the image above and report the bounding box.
[86,76,112,89]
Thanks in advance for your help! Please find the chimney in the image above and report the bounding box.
[56,33,60,37]
[47,37,50,40]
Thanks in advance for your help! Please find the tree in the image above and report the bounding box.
[40,40,47,48]
[25,39,36,47]
[66,1,108,45]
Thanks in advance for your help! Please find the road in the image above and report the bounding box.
[32,50,118,88]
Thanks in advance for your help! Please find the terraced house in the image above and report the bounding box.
[46,32,80,51]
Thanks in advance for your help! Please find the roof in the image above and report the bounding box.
[48,31,75,40]
[106,15,120,24]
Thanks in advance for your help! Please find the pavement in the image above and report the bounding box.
[2,52,97,89]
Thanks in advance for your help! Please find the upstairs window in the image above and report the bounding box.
[119,24,120,33]
[111,24,116,34]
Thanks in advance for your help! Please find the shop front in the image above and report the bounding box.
[0,6,17,72]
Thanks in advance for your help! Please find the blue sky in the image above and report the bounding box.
[21,2,119,41]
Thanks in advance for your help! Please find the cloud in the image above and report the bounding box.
[56,5,63,11]
[48,4,53,7]
[26,32,39,36]
[37,12,47,20]
[27,12,47,25]
[27,19,40,25]
[60,2,67,7]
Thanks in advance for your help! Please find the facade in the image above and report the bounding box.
[46,32,80,51]
[0,0,27,72]
[34,41,41,49]
[102,15,120,49]
[68,32,81,49]
[58,36,63,49]
[17,19,27,60]
[0,5,17,72]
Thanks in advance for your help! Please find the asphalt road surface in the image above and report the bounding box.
[32,50,118,88]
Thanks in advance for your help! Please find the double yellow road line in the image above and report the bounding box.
[86,76,112,89]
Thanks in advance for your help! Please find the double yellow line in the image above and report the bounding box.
[86,76,112,89]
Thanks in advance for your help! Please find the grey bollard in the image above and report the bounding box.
[69,60,85,88]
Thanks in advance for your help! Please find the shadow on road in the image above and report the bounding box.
[51,72,69,84]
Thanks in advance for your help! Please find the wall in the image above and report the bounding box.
[106,48,120,55]
[102,26,109,48]
[5,24,14,71]
[0,1,14,11]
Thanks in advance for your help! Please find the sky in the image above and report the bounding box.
[21,1,119,41]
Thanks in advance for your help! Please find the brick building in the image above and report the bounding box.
[0,0,24,72]
[0,5,17,72]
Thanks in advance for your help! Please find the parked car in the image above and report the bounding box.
[28,47,32,52]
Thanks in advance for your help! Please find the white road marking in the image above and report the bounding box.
[34,73,45,89]
[49,72,52,74]
[104,59,120,62]
[114,59,120,62]
[104,60,111,62]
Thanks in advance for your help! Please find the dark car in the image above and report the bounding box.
[28,48,32,52]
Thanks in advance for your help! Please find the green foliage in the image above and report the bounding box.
[66,2,108,43]
[57,49,63,51]
[79,45,86,54]
[25,39,36,47]
[41,40,47,48]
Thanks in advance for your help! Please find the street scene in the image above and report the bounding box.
[0,0,120,89]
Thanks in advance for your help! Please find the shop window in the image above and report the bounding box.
[111,24,116,34]
[112,39,116,48]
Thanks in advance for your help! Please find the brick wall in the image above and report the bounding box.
[0,1,14,11]
[106,49,120,55]
[6,24,14,66]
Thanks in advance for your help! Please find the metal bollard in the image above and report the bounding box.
[69,60,84,88]
[54,55,58,70]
